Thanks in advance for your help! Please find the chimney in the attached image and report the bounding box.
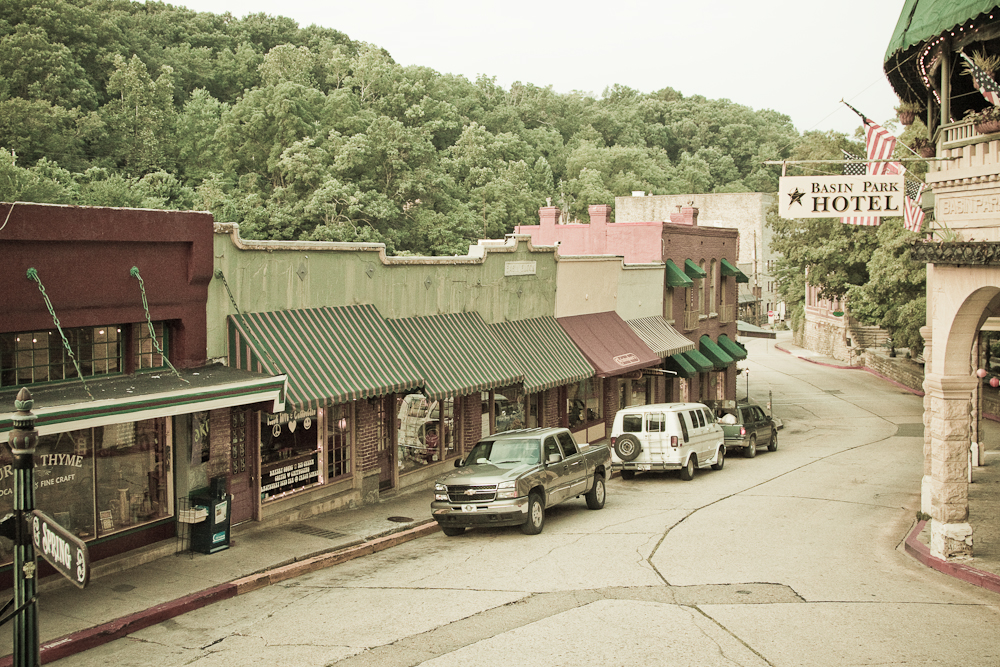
[669,205,698,226]
[588,204,611,229]
[539,206,560,228]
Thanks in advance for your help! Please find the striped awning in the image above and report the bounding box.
[718,334,748,360]
[489,317,594,393]
[627,316,695,358]
[557,311,660,378]
[387,312,523,401]
[700,335,735,369]
[228,305,424,411]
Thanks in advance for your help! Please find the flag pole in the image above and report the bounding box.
[840,99,871,126]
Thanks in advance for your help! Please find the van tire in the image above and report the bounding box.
[711,446,725,470]
[620,470,636,480]
[614,434,642,462]
[744,435,757,458]
[679,455,696,480]
[767,430,778,452]
[521,493,545,535]
[585,474,606,509]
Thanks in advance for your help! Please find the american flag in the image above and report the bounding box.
[840,122,902,226]
[904,180,926,233]
[960,52,1000,106]
[842,150,866,175]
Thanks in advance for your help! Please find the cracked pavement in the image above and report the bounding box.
[56,336,1000,666]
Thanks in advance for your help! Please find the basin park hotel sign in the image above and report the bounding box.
[778,175,906,219]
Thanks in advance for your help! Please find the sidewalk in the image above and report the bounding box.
[0,482,442,665]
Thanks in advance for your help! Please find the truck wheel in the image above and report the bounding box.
[767,430,778,452]
[744,435,757,458]
[679,455,696,481]
[614,434,642,462]
[585,474,606,509]
[441,525,465,537]
[521,493,545,534]
[711,446,725,470]
[620,470,636,480]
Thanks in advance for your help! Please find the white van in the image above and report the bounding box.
[609,403,725,480]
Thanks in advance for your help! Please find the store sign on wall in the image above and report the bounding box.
[778,175,905,219]
[261,458,319,497]
[505,261,536,276]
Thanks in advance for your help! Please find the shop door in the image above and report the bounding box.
[229,408,257,524]
[377,395,395,492]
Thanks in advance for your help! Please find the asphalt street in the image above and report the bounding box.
[55,334,1000,666]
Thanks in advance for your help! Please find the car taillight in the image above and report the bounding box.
[740,426,746,436]
[670,435,678,447]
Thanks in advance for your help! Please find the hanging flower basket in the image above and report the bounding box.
[918,145,936,158]
[975,119,1000,135]
[898,110,916,126]
[895,100,922,127]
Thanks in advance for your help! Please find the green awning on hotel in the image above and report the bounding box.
[626,316,695,358]
[700,335,735,369]
[489,317,594,393]
[684,259,707,279]
[718,334,748,360]
[664,352,697,378]
[721,258,750,283]
[684,348,715,372]
[665,259,694,288]
[388,312,524,401]
[228,305,424,410]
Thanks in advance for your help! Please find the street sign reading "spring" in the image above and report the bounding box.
[30,510,90,589]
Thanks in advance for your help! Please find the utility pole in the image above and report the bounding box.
[8,387,40,667]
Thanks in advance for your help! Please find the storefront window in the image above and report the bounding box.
[481,386,526,437]
[397,393,454,473]
[260,410,321,500]
[568,377,603,429]
[95,419,170,537]
[326,404,351,481]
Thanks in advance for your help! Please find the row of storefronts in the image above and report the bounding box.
[0,202,747,586]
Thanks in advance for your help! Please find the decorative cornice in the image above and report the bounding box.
[909,241,1000,265]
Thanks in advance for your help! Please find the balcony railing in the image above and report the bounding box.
[933,117,1000,175]
[718,304,735,324]
[683,309,700,331]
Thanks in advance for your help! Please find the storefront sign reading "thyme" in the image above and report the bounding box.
[778,175,905,219]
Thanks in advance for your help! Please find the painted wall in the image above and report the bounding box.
[208,227,559,359]
[516,205,665,264]
[616,264,666,321]
[554,257,622,318]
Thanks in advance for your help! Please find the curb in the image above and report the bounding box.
[773,342,863,370]
[4,520,440,666]
[904,520,1000,596]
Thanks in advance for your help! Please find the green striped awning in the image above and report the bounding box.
[700,335,735,369]
[490,317,594,393]
[684,259,706,279]
[627,317,695,358]
[721,258,749,283]
[664,352,697,379]
[388,312,523,401]
[665,259,694,288]
[229,305,424,411]
[718,334,748,360]
[684,348,715,372]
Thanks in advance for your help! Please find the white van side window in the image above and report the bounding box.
[646,413,665,432]
[677,412,690,442]
[622,414,643,433]
[701,408,713,424]
[690,410,704,428]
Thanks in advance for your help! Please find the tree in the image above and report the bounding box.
[102,54,176,175]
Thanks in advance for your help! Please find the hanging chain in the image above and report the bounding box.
[25,268,94,399]
[130,267,188,383]
[214,269,240,315]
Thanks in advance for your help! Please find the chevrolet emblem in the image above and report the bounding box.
[465,489,477,496]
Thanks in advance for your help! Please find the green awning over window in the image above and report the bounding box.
[664,352,697,379]
[684,348,715,373]
[627,316,695,358]
[489,317,594,393]
[665,259,694,288]
[700,335,735,369]
[720,258,749,283]
[388,312,523,401]
[229,305,423,411]
[684,259,707,279]
[718,334,748,360]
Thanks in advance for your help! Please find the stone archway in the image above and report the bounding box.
[923,269,1000,560]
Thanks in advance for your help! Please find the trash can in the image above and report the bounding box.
[190,477,231,554]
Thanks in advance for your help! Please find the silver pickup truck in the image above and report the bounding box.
[431,427,610,536]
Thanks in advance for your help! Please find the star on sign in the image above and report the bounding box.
[788,188,805,207]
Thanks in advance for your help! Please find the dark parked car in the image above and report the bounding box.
[707,400,777,458]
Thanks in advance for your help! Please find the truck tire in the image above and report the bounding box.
[585,474,606,509]
[614,434,642,462]
[441,525,465,537]
[521,492,545,535]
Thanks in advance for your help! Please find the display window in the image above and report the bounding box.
[0,417,171,567]
[260,409,321,500]
[568,377,603,429]
[326,404,351,481]
[481,385,525,437]
[396,392,454,473]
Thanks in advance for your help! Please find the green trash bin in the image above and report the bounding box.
[190,478,231,554]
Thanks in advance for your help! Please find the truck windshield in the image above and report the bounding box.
[467,439,540,465]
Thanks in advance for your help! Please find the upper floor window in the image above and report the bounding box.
[709,260,717,313]
[1,322,168,388]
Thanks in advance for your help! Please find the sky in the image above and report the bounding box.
[165,0,908,137]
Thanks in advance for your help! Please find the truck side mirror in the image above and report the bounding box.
[455,458,463,468]
[547,453,562,464]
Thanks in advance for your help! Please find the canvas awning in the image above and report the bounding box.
[557,311,660,378]
[737,320,776,339]
[626,316,695,358]
[700,335,735,370]
[664,351,698,378]
[489,317,594,393]
[684,348,715,373]
[229,305,423,410]
[721,258,749,283]
[387,312,523,401]
[718,334,748,360]
[684,259,706,279]
[665,259,694,288]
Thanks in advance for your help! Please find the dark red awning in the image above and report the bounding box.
[557,312,660,378]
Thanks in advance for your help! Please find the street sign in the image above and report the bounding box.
[30,510,89,589]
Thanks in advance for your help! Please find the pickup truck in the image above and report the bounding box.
[431,427,610,536]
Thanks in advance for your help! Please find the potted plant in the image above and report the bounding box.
[895,100,923,126]
[911,136,935,158]
[966,105,1000,135]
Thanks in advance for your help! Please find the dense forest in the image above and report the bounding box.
[0,0,927,348]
